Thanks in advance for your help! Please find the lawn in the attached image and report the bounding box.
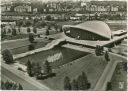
[107,23,127,31]
[1,39,30,51]
[1,34,29,41]
[11,39,52,55]
[1,38,52,55]
[1,74,13,82]
[38,54,107,90]
[111,62,127,91]
[111,39,127,57]
[16,46,89,68]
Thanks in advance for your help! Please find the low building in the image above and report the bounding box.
[14,5,32,13]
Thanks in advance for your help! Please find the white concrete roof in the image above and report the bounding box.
[63,21,112,39]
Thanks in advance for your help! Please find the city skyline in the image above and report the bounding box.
[2,0,126,3]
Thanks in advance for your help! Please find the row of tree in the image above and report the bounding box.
[1,80,23,90]
[95,45,110,62]
[16,16,63,30]
[26,60,52,79]
[64,72,90,90]
[26,60,41,77]
[1,28,17,38]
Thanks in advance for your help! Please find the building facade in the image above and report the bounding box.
[63,21,112,41]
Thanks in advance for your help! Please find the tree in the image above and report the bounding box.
[35,62,42,78]
[28,33,35,43]
[95,13,98,20]
[44,60,52,74]
[71,79,78,90]
[59,25,63,32]
[41,21,47,28]
[45,29,49,35]
[12,83,18,90]
[122,62,127,71]
[18,84,23,90]
[77,72,89,90]
[33,27,37,34]
[1,80,23,90]
[8,28,12,34]
[18,27,21,34]
[31,62,36,75]
[2,49,13,64]
[64,76,71,90]
[104,51,110,62]
[77,75,83,90]
[95,45,103,56]
[47,24,51,30]
[33,18,39,26]
[1,29,6,38]
[12,28,17,36]
[106,82,112,90]
[45,15,52,21]
[16,20,23,27]
[28,43,35,51]
[27,60,33,77]
[54,24,58,32]
[27,27,31,33]
[81,72,88,89]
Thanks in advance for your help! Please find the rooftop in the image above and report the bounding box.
[63,21,112,39]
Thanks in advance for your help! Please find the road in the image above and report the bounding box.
[93,53,127,91]
[1,62,50,90]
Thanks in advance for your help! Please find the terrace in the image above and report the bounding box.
[64,34,126,48]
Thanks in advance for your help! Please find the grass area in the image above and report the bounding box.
[107,24,127,31]
[38,54,107,90]
[1,34,29,41]
[11,39,52,55]
[111,62,127,91]
[1,38,52,55]
[1,75,13,82]
[16,46,88,68]
[111,45,127,57]
[1,39,30,51]
[111,40,127,57]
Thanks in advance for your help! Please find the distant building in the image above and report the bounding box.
[111,6,118,11]
[1,4,11,12]
[14,5,32,12]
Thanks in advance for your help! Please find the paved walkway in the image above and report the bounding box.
[93,53,126,91]
[1,62,50,90]
[94,60,117,91]
[65,34,126,48]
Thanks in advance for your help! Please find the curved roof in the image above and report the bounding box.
[63,21,112,39]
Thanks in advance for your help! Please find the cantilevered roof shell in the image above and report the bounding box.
[63,21,112,39]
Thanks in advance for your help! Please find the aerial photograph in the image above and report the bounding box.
[1,0,127,91]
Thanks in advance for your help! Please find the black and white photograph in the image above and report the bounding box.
[0,0,127,91]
